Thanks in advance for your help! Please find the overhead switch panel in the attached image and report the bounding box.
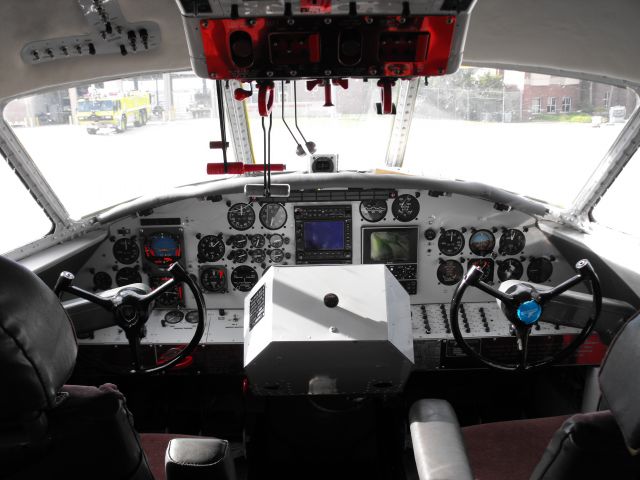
[21,0,161,65]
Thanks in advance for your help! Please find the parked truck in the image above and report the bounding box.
[76,91,151,134]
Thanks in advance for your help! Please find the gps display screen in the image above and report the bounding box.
[303,221,345,251]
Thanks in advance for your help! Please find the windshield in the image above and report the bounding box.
[3,68,636,218]
[77,100,114,112]
[402,69,638,207]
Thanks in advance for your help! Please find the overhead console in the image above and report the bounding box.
[194,14,457,81]
[178,0,475,80]
[176,0,476,116]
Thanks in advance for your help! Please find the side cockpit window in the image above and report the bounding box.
[592,149,640,238]
[0,156,53,254]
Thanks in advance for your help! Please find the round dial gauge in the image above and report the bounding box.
[113,237,139,264]
[164,310,184,325]
[250,249,266,263]
[269,248,285,263]
[150,277,182,307]
[499,229,526,255]
[115,267,142,287]
[249,234,266,248]
[259,203,287,230]
[93,271,112,290]
[185,310,199,324]
[268,234,284,248]
[469,230,496,256]
[200,266,227,292]
[197,235,225,262]
[229,248,248,264]
[391,194,420,222]
[228,234,247,249]
[497,259,524,281]
[360,200,388,222]
[231,266,259,292]
[227,203,255,231]
[527,257,553,283]
[438,229,465,256]
[424,228,437,241]
[437,260,464,286]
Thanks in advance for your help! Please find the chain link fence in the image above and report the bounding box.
[414,88,523,122]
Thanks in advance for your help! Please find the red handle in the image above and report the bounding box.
[207,162,286,175]
[234,87,252,101]
[323,83,333,107]
[257,81,275,116]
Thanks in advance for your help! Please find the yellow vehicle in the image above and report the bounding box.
[76,91,151,134]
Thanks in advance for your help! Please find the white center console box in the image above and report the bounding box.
[243,264,414,396]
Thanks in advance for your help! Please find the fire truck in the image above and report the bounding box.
[76,91,151,134]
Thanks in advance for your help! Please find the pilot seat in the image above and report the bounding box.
[410,310,640,479]
[0,256,237,480]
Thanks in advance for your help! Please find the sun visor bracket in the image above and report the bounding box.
[21,0,161,64]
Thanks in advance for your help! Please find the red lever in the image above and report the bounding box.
[257,80,275,116]
[234,86,252,101]
[207,162,286,175]
[307,79,348,108]
[306,79,322,90]
[332,78,349,89]
[377,78,396,114]
[323,83,333,107]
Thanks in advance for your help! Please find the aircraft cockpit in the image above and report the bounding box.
[2,1,640,479]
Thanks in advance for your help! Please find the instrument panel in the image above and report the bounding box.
[80,189,572,308]
[76,189,579,359]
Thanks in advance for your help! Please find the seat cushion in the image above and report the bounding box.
[140,434,198,480]
[166,437,236,480]
[462,415,570,480]
[531,411,640,479]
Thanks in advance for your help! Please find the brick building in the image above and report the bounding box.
[517,72,636,119]
[521,73,581,117]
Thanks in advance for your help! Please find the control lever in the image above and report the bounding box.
[54,271,75,297]
[53,271,113,310]
[244,104,290,199]
[234,82,253,101]
[293,82,316,154]
[257,80,275,117]
[281,81,306,156]
[306,78,349,107]
[376,78,397,115]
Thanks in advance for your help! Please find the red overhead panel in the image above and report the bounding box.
[199,15,456,81]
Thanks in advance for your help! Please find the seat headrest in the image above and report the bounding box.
[599,311,640,450]
[0,256,77,419]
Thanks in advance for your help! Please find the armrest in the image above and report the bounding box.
[409,399,474,480]
[165,437,237,480]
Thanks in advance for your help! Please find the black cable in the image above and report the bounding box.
[281,81,301,147]
[261,116,267,195]
[215,80,228,173]
[293,81,309,144]
[267,112,273,195]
